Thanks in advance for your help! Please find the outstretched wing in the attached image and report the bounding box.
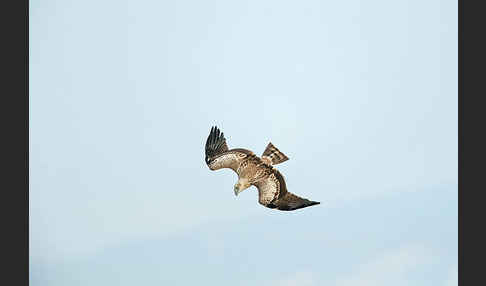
[205,126,252,172]
[253,169,319,211]
[205,126,228,159]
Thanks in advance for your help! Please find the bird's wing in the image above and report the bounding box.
[268,191,320,211]
[254,169,319,211]
[205,126,229,158]
[205,126,252,171]
[253,168,288,206]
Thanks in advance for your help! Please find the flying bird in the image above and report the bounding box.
[205,126,320,211]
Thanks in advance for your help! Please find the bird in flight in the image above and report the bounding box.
[205,126,320,211]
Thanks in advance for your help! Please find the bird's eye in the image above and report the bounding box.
[205,156,211,164]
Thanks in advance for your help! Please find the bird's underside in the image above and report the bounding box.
[205,126,320,211]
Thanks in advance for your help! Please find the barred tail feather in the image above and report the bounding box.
[261,142,289,165]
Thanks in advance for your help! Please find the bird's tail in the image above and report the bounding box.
[261,142,289,165]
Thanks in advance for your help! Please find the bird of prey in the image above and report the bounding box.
[205,126,320,211]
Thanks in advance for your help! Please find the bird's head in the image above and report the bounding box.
[234,179,251,196]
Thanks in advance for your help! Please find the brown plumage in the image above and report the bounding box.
[205,126,320,211]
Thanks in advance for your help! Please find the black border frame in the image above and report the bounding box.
[458,0,462,285]
[459,0,482,285]
[2,0,28,285]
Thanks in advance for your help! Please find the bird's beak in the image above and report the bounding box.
[234,184,241,196]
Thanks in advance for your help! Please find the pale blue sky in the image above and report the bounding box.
[30,0,457,285]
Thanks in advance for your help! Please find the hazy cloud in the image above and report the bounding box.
[269,271,318,286]
[444,264,458,286]
[333,245,435,286]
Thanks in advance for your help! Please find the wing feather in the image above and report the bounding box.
[253,169,286,206]
[205,126,228,159]
[253,169,319,211]
[204,126,252,171]
[268,192,320,211]
[253,171,280,205]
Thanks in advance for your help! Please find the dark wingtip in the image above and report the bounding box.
[291,201,320,211]
[205,125,227,158]
[297,201,320,210]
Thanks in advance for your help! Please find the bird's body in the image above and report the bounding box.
[205,126,320,211]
